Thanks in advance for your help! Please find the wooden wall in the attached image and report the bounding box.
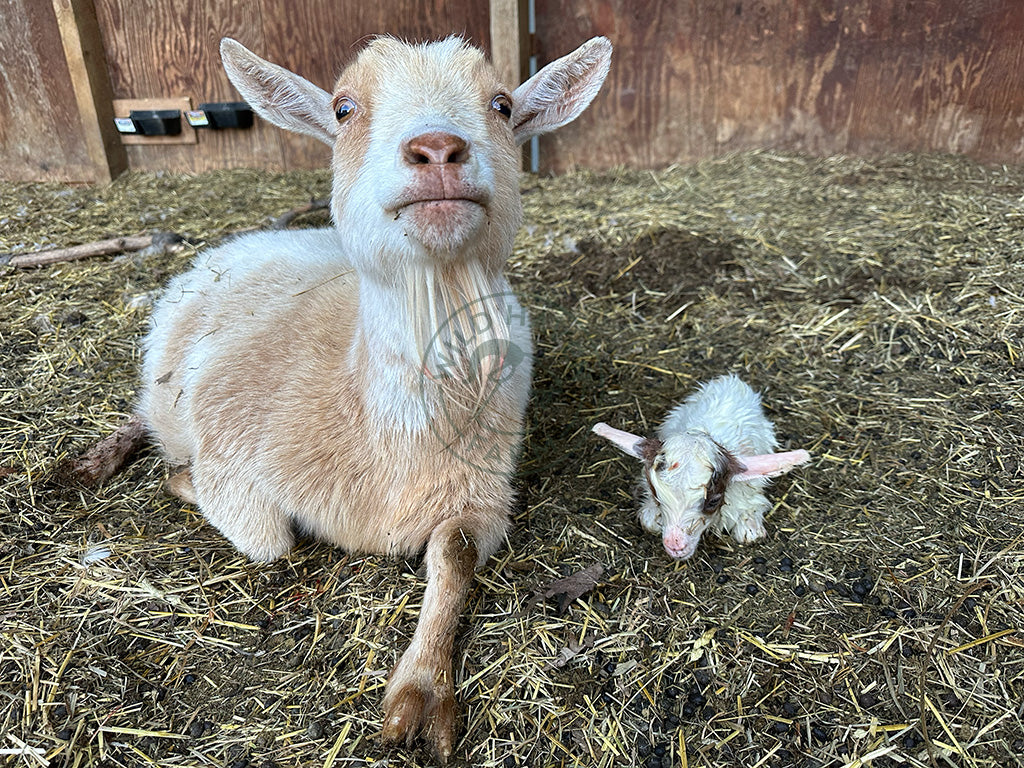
[3,0,1024,181]
[535,0,1024,172]
[92,0,492,173]
[0,0,123,182]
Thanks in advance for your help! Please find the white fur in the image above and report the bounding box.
[645,375,777,558]
[595,374,809,560]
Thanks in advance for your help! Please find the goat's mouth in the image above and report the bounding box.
[398,198,485,218]
[663,536,699,561]
[390,194,489,252]
[390,192,488,214]
[662,523,702,561]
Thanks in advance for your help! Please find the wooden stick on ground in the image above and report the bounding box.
[3,195,327,270]
[2,232,182,269]
[60,415,148,487]
[271,197,330,230]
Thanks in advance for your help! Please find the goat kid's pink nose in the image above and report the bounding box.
[402,131,470,165]
[663,526,697,560]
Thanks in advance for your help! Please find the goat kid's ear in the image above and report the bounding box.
[732,449,811,482]
[593,422,647,459]
[510,36,612,145]
[221,38,337,146]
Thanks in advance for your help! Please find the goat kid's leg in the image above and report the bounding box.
[382,517,480,762]
[723,487,770,545]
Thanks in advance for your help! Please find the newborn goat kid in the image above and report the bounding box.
[593,374,809,560]
[139,35,611,760]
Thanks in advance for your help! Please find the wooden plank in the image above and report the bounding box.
[534,0,1024,172]
[489,0,529,88]
[711,0,848,155]
[533,0,718,171]
[92,0,491,173]
[490,0,529,170]
[51,0,126,181]
[844,0,1024,162]
[0,0,108,181]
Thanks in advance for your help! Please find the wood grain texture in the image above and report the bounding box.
[535,0,1024,172]
[0,0,100,181]
[490,0,530,170]
[532,0,718,171]
[490,0,529,88]
[92,0,490,173]
[94,0,275,172]
[11,0,1022,178]
[52,0,127,181]
[843,1,1024,158]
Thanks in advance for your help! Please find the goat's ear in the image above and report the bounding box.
[220,38,336,146]
[510,36,612,145]
[732,449,811,482]
[593,422,647,459]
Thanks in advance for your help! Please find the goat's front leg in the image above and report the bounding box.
[382,516,480,762]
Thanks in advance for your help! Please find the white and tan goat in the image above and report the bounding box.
[138,35,611,760]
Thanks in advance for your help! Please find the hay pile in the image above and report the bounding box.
[1,152,1022,768]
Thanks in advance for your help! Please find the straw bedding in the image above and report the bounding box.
[1,151,1022,767]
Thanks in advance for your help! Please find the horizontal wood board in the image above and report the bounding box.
[5,0,1024,178]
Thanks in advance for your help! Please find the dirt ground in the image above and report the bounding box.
[1,151,1022,768]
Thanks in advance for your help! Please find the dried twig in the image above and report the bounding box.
[3,196,326,270]
[2,232,182,268]
[271,197,330,230]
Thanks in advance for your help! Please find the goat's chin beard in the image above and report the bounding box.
[401,200,487,254]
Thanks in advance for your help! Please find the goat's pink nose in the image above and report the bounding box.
[403,131,469,165]
[663,526,698,560]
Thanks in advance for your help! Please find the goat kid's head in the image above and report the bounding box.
[221,36,612,277]
[593,422,809,560]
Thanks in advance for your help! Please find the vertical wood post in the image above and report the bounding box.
[52,0,126,182]
[490,0,530,169]
[489,0,530,89]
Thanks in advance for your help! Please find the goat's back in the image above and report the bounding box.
[661,374,777,455]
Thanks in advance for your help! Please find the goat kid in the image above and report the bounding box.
[593,374,809,560]
[138,35,611,761]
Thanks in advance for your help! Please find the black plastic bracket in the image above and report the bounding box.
[186,102,254,129]
[114,109,183,136]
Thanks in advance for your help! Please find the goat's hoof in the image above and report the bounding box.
[427,695,456,761]
[382,685,426,745]
[165,469,197,504]
[733,520,767,545]
[382,681,455,763]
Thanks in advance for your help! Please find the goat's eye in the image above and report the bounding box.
[334,98,356,123]
[703,493,723,513]
[490,94,512,120]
